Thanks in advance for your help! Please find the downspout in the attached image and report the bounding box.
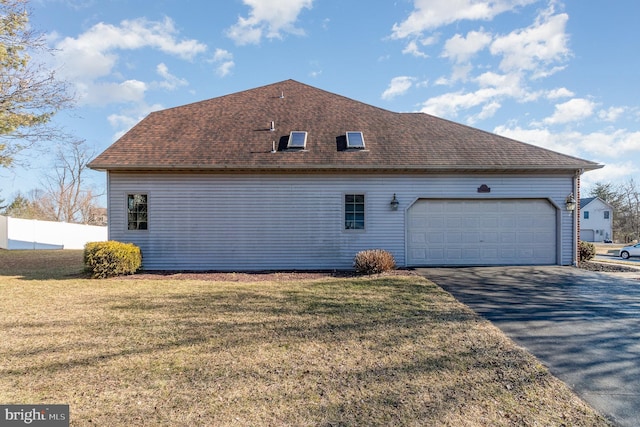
[572,169,583,266]
[106,171,111,241]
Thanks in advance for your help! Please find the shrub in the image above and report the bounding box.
[579,241,596,262]
[353,249,396,274]
[84,241,142,278]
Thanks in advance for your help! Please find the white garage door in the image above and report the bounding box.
[407,199,557,266]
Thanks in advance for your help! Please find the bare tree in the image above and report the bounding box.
[0,0,74,168]
[591,179,640,243]
[38,140,102,224]
[618,178,640,243]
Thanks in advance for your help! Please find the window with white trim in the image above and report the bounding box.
[345,194,365,230]
[127,194,148,230]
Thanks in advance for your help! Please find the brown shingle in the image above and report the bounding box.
[88,80,602,173]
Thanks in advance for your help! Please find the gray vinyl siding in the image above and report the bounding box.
[107,172,576,270]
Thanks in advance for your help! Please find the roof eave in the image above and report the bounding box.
[88,162,604,174]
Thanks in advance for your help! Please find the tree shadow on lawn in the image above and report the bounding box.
[1,275,609,425]
[1,278,475,375]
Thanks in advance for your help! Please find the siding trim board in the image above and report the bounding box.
[108,172,576,270]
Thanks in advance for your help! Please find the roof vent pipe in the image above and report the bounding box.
[280,91,285,99]
[270,121,275,131]
[271,141,276,153]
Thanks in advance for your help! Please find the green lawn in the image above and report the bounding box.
[0,250,611,426]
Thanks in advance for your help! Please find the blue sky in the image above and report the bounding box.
[2,0,640,204]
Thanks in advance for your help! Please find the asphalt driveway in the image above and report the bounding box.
[418,266,640,427]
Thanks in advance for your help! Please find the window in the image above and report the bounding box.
[346,131,365,149]
[127,194,148,230]
[287,131,307,149]
[604,211,610,219]
[345,194,365,230]
[583,211,589,220]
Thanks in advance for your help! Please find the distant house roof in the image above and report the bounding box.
[89,80,603,174]
[580,196,614,210]
[580,197,596,210]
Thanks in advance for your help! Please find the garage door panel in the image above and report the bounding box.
[500,232,516,243]
[428,248,444,260]
[480,217,500,228]
[464,232,480,243]
[428,232,445,244]
[446,248,465,260]
[481,232,499,243]
[447,217,464,228]
[408,199,557,266]
[428,217,446,228]
[447,232,463,243]
[410,233,426,244]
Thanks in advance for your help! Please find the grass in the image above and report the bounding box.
[0,250,611,426]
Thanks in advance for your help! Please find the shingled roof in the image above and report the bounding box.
[89,79,602,173]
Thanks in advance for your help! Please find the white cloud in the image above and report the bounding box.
[402,2,575,125]
[494,125,640,160]
[226,0,314,45]
[107,103,163,141]
[402,40,429,58]
[53,17,206,105]
[391,0,537,39]
[156,63,188,90]
[79,80,147,106]
[543,98,596,125]
[401,36,438,58]
[421,88,504,117]
[56,18,205,80]
[581,162,639,189]
[422,71,523,117]
[468,101,502,124]
[211,49,235,77]
[493,125,582,156]
[581,129,640,157]
[490,6,570,74]
[546,87,574,99]
[598,106,626,122]
[442,30,492,63]
[382,76,416,100]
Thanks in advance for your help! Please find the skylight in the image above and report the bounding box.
[346,131,365,149]
[288,131,307,149]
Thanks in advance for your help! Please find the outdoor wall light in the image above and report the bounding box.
[390,194,399,211]
[565,193,577,211]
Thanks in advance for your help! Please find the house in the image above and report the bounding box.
[88,80,602,270]
[579,197,614,242]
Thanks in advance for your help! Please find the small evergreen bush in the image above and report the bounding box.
[353,249,396,274]
[579,241,596,262]
[84,241,142,278]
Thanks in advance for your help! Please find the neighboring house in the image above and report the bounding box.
[87,207,108,226]
[88,80,602,270]
[579,197,614,242]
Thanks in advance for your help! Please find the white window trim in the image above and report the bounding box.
[343,192,366,232]
[126,192,149,232]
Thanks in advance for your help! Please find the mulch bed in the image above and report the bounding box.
[123,269,420,282]
[118,262,638,281]
[578,261,640,273]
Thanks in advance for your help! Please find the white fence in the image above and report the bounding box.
[0,215,107,250]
